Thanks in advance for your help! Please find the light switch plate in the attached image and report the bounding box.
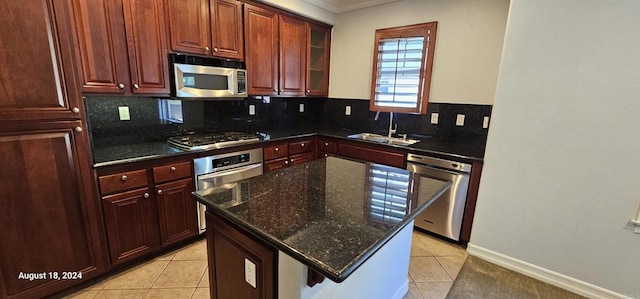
[245,259,256,288]
[483,116,490,128]
[249,105,255,115]
[118,106,130,121]
[456,114,465,126]
[299,103,304,113]
[345,106,351,116]
[430,113,439,124]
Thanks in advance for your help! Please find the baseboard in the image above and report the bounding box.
[467,243,630,299]
[391,279,410,299]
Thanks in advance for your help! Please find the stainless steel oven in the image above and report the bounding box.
[407,154,472,241]
[193,148,263,234]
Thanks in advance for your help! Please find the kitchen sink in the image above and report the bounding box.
[347,133,419,146]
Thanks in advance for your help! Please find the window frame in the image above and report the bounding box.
[369,22,438,114]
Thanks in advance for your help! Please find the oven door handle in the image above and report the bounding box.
[197,163,263,187]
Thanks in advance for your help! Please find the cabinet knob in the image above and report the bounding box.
[205,46,210,51]
[144,193,150,198]
[280,89,283,93]
[324,142,329,146]
[301,143,305,147]
[274,147,279,152]
[214,47,219,52]
[285,160,289,165]
[324,153,329,157]
[118,83,125,89]
[170,166,176,172]
[133,83,139,89]
[157,190,163,195]
[74,127,83,132]
[273,88,277,92]
[121,175,128,181]
[307,89,310,93]
[72,107,80,113]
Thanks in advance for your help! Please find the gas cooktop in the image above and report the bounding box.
[167,132,261,151]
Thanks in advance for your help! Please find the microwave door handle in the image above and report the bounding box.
[198,163,262,184]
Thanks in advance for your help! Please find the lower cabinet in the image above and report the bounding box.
[317,137,406,168]
[97,160,197,266]
[206,211,276,299]
[263,138,315,173]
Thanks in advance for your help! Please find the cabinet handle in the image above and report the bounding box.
[74,127,83,132]
[205,46,210,51]
[274,147,279,152]
[214,47,219,52]
[118,83,125,89]
[133,83,139,89]
[121,175,128,181]
[170,166,176,172]
[157,190,163,195]
[72,107,80,113]
[144,193,150,198]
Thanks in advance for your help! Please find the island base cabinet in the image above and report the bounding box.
[206,212,275,299]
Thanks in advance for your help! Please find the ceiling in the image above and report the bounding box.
[303,0,402,13]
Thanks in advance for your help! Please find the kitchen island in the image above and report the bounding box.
[192,157,450,299]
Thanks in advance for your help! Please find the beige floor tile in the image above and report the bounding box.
[64,290,100,299]
[403,282,424,299]
[143,288,195,298]
[191,288,210,299]
[103,260,169,290]
[152,260,207,288]
[416,233,467,258]
[173,241,207,261]
[435,255,467,279]
[155,250,178,261]
[415,282,453,299]
[94,289,147,299]
[81,277,111,291]
[411,235,433,257]
[409,257,452,282]
[198,268,210,288]
[409,273,414,283]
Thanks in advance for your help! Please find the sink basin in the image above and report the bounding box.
[347,133,419,146]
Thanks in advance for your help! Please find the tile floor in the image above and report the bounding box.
[65,230,465,299]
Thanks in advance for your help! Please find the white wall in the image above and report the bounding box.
[328,0,509,104]
[260,0,336,24]
[471,0,640,297]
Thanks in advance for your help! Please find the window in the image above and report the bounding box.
[370,22,437,114]
[367,164,411,226]
[158,99,183,124]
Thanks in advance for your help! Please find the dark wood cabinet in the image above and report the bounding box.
[166,0,243,60]
[278,15,306,96]
[71,0,169,94]
[206,212,276,299]
[97,160,197,266]
[305,23,331,96]
[263,138,315,173]
[244,4,279,95]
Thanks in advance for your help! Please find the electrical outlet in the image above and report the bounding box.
[245,259,256,288]
[249,105,255,115]
[430,113,439,124]
[483,116,490,128]
[118,106,130,121]
[299,103,304,113]
[345,106,351,116]
[456,114,465,126]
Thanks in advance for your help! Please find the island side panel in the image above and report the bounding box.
[206,211,277,299]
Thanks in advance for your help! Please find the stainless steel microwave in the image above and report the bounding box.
[169,54,247,98]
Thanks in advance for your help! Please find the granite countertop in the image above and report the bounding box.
[192,157,451,282]
[92,127,484,167]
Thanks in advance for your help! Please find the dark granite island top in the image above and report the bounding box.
[192,156,451,283]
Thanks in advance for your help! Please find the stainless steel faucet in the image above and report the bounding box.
[388,112,397,137]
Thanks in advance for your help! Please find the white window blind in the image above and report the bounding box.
[368,164,411,225]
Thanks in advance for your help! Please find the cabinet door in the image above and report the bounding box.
[71,0,130,93]
[0,0,83,121]
[155,178,198,246]
[279,15,306,96]
[122,0,170,94]
[165,0,211,55]
[290,152,314,166]
[244,4,278,95]
[210,0,244,60]
[264,158,289,173]
[306,23,331,96]
[102,188,160,266]
[0,122,107,298]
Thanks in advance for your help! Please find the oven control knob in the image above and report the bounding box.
[157,190,163,195]
[170,166,176,172]
[144,193,150,198]
[121,175,127,181]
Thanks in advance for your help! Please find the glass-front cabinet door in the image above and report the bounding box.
[306,23,331,96]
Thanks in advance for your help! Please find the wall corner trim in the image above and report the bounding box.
[466,243,631,299]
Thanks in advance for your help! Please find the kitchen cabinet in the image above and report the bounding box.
[165,0,244,60]
[306,23,331,96]
[70,0,169,94]
[98,160,197,266]
[0,1,109,298]
[316,137,406,168]
[263,138,315,173]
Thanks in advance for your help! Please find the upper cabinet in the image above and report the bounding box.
[165,0,244,60]
[244,3,331,97]
[71,0,169,95]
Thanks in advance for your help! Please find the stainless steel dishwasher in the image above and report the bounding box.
[406,153,471,241]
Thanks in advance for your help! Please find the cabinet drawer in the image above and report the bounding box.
[264,143,288,160]
[99,169,148,195]
[264,157,288,173]
[289,139,313,155]
[317,140,337,153]
[153,161,192,184]
[338,144,405,168]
